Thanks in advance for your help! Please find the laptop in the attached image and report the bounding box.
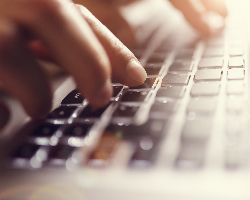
[0,0,250,199]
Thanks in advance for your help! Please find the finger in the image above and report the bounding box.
[74,0,139,6]
[2,0,113,108]
[0,20,52,118]
[0,100,10,130]
[170,0,213,37]
[78,6,147,86]
[75,0,137,47]
[201,0,228,17]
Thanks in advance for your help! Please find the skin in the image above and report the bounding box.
[0,0,227,129]
[0,0,147,129]
[77,0,227,42]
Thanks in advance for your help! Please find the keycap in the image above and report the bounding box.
[113,104,139,118]
[88,131,120,167]
[227,81,245,95]
[225,150,241,170]
[79,104,110,119]
[187,97,217,114]
[191,82,220,96]
[124,119,166,141]
[157,86,185,98]
[150,99,178,116]
[229,47,243,57]
[144,65,162,76]
[181,118,212,144]
[112,85,123,98]
[47,106,77,119]
[175,49,194,60]
[121,90,149,102]
[203,47,224,57]
[132,49,144,58]
[12,143,40,159]
[61,90,84,105]
[162,73,190,85]
[198,57,224,69]
[146,53,166,63]
[31,123,61,137]
[131,77,157,89]
[48,145,76,160]
[226,97,243,113]
[227,68,245,80]
[129,136,158,168]
[63,123,92,138]
[194,69,222,81]
[169,60,193,72]
[175,144,205,169]
[228,57,244,68]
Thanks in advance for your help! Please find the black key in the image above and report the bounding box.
[112,85,123,98]
[162,73,190,85]
[12,143,40,159]
[61,90,84,105]
[121,90,149,102]
[129,136,159,168]
[146,53,166,63]
[175,49,194,60]
[150,99,178,115]
[181,118,212,145]
[79,104,110,119]
[175,144,205,169]
[49,145,76,160]
[123,119,166,141]
[31,123,60,137]
[131,78,157,89]
[132,49,144,58]
[107,118,166,142]
[169,60,193,72]
[157,86,185,98]
[63,123,92,138]
[113,104,139,118]
[47,106,77,119]
[144,65,162,76]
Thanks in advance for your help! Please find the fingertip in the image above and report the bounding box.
[125,59,147,86]
[88,79,113,108]
[200,13,225,38]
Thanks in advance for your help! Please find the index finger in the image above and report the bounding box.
[1,0,112,108]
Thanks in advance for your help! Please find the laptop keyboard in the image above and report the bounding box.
[9,23,249,171]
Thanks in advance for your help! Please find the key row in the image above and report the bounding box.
[12,118,168,169]
[198,56,245,69]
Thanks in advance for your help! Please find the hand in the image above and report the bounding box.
[0,0,147,129]
[74,0,137,48]
[170,0,227,37]
[86,0,227,38]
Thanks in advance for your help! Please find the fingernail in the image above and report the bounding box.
[94,80,112,107]
[126,59,147,85]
